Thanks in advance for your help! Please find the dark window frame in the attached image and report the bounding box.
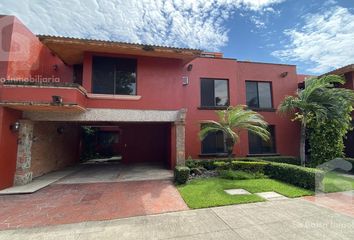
[200,78,230,108]
[245,80,274,110]
[248,125,277,155]
[200,124,228,155]
[91,55,138,95]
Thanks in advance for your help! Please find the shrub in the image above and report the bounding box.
[265,163,324,191]
[174,166,190,184]
[231,161,268,174]
[219,170,267,180]
[259,156,300,165]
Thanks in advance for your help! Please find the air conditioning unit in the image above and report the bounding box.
[182,76,189,86]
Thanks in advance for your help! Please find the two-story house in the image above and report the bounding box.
[0,16,302,190]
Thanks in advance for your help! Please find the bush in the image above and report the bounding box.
[219,170,267,180]
[231,161,268,174]
[174,166,190,184]
[260,156,301,165]
[265,163,324,191]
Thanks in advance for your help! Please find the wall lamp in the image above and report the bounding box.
[280,71,288,78]
[52,95,63,105]
[10,121,20,133]
[57,126,65,135]
[187,64,193,71]
[53,64,59,71]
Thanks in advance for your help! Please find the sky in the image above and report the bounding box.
[0,0,353,74]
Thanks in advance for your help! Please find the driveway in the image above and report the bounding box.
[0,199,353,240]
[0,180,187,230]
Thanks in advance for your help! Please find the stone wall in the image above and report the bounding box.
[30,122,80,178]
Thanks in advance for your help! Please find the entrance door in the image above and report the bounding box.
[345,122,354,157]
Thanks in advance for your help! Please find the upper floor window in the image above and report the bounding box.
[248,125,276,154]
[246,81,273,109]
[201,78,229,107]
[201,128,227,155]
[92,56,137,95]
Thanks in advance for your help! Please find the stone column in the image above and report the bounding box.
[175,109,187,166]
[14,120,34,186]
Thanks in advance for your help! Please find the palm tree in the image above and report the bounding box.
[278,75,354,166]
[199,105,270,159]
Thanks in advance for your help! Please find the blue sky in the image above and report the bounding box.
[0,0,353,75]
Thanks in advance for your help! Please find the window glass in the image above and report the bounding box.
[246,81,258,108]
[258,82,272,108]
[215,80,229,106]
[201,79,229,107]
[92,56,137,95]
[201,129,226,154]
[248,126,276,154]
[201,79,215,107]
[246,81,272,109]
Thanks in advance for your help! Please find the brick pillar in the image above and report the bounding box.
[14,120,34,185]
[175,109,187,166]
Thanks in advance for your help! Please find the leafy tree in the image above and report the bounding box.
[278,75,354,166]
[199,105,270,159]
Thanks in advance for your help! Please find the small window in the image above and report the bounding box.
[201,128,227,154]
[201,79,229,107]
[248,126,276,154]
[246,81,273,109]
[92,56,137,95]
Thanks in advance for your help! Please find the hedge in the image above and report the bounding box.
[185,156,300,170]
[185,157,263,170]
[264,163,324,191]
[212,160,324,191]
[259,156,301,166]
[174,166,190,184]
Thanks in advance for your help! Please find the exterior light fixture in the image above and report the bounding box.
[57,126,65,134]
[280,72,288,78]
[182,76,189,86]
[53,64,58,71]
[10,121,20,133]
[52,95,63,105]
[187,64,193,71]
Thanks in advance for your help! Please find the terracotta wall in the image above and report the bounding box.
[0,107,21,189]
[3,16,72,82]
[30,122,80,178]
[183,59,300,158]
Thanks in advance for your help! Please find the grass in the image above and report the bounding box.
[177,178,313,209]
[322,172,354,193]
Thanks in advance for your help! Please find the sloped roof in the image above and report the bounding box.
[38,35,202,65]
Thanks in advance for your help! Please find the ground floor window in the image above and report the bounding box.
[248,125,276,154]
[201,130,227,154]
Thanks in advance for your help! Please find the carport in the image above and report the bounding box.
[11,108,186,187]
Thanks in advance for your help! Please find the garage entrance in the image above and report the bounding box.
[80,123,171,168]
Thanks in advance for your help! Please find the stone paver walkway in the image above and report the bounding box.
[0,180,188,230]
[0,199,352,240]
[303,191,354,217]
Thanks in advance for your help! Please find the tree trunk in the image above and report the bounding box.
[225,137,235,162]
[300,124,306,167]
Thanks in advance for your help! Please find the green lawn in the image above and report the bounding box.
[322,172,354,193]
[177,178,313,209]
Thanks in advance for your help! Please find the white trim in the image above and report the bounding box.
[87,94,142,100]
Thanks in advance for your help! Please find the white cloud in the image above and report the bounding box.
[272,6,354,74]
[0,0,284,51]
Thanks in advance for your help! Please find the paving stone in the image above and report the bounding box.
[255,192,288,201]
[224,189,251,195]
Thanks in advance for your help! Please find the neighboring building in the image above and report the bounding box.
[0,16,304,190]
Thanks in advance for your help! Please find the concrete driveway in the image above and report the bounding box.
[0,199,353,240]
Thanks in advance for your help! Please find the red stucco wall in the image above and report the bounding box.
[183,59,300,158]
[0,107,21,189]
[4,16,72,82]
